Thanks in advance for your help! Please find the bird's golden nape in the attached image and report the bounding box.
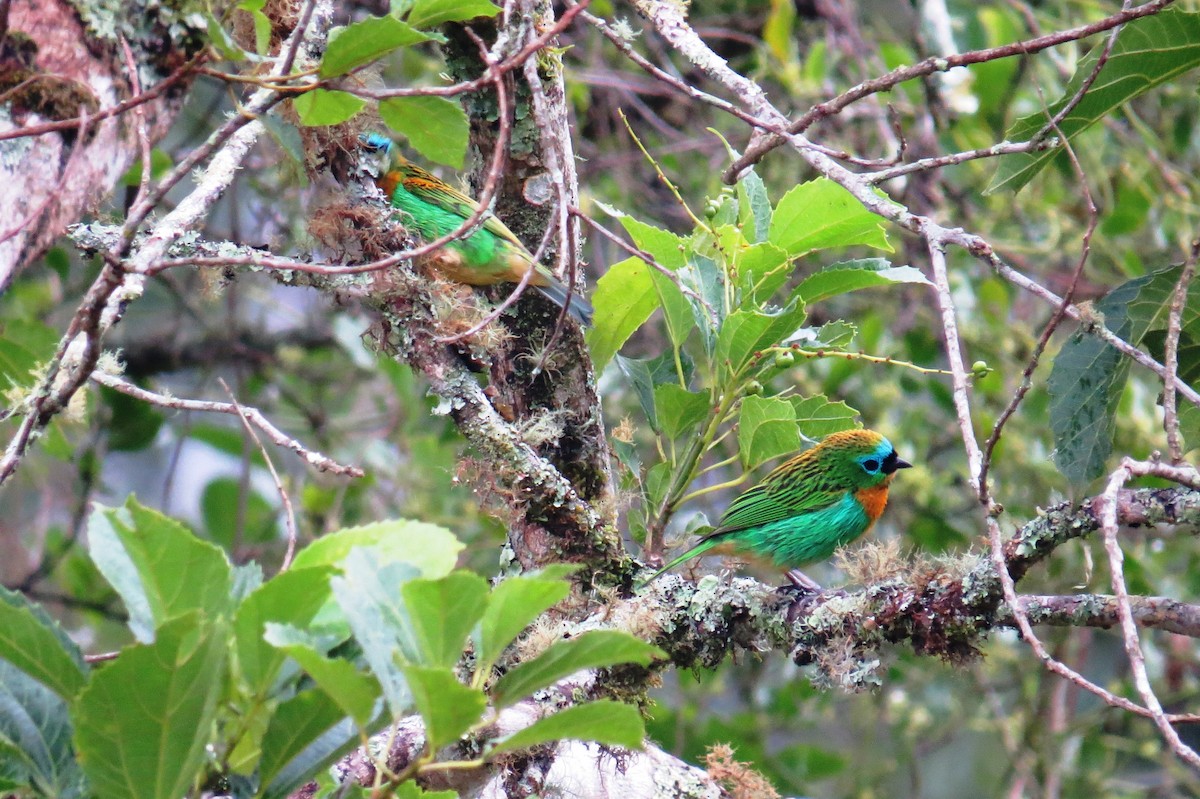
[360,134,593,326]
[641,428,912,590]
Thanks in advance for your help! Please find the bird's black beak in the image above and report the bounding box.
[895,457,912,470]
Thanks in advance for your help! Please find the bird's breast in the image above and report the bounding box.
[853,483,891,523]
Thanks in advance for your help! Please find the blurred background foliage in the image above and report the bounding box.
[4,0,1200,795]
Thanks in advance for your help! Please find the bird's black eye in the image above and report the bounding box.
[863,458,880,472]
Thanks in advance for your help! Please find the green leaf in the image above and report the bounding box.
[202,477,278,547]
[88,498,233,642]
[793,259,929,305]
[406,0,500,28]
[291,519,462,578]
[0,318,58,389]
[812,321,856,349]
[402,666,486,748]
[380,96,469,169]
[715,302,807,376]
[736,170,772,244]
[654,384,710,440]
[768,179,892,257]
[294,89,366,126]
[617,216,688,270]
[259,688,359,799]
[475,577,569,675]
[394,782,457,799]
[790,395,859,440]
[736,242,790,303]
[614,352,687,432]
[233,566,333,695]
[236,0,271,54]
[1048,267,1181,482]
[0,660,83,798]
[738,395,801,469]
[587,257,658,370]
[205,12,246,60]
[263,626,381,726]
[98,386,165,452]
[319,15,430,78]
[400,572,489,668]
[0,587,87,699]
[489,699,645,755]
[330,549,421,714]
[73,614,227,799]
[990,10,1200,193]
[492,631,663,708]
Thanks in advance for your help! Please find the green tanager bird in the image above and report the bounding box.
[362,133,592,325]
[645,429,911,587]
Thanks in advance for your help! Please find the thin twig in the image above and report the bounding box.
[218,378,299,571]
[90,371,363,477]
[1163,240,1199,463]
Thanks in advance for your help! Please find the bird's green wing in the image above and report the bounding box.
[399,162,530,254]
[715,455,845,533]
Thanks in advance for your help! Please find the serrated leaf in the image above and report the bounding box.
[789,395,859,440]
[291,519,461,578]
[380,96,468,169]
[492,631,663,708]
[263,627,380,726]
[768,179,892,256]
[736,170,772,244]
[715,302,807,376]
[990,10,1200,193]
[793,259,929,305]
[489,699,645,755]
[0,587,87,699]
[813,321,856,349]
[330,550,421,715]
[294,89,366,127]
[400,572,489,668]
[234,567,333,695]
[0,660,83,798]
[738,395,801,469]
[654,384,710,440]
[319,16,429,78]
[615,352,688,433]
[259,688,360,799]
[736,242,790,304]
[73,614,227,799]
[587,257,659,370]
[402,666,486,748]
[406,0,500,28]
[618,217,688,270]
[1048,267,1181,482]
[475,577,569,675]
[88,498,233,642]
[681,252,726,354]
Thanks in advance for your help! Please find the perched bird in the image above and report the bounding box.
[361,133,592,325]
[645,429,911,588]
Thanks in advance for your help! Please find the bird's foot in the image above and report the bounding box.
[785,569,822,593]
[777,571,845,625]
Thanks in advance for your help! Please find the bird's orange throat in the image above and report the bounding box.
[855,482,892,524]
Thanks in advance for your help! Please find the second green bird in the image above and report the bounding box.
[646,429,911,588]
[363,134,592,325]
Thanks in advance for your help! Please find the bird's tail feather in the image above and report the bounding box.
[534,279,593,327]
[638,535,726,587]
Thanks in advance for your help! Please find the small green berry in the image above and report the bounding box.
[743,380,764,396]
[773,350,796,369]
[971,360,991,378]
